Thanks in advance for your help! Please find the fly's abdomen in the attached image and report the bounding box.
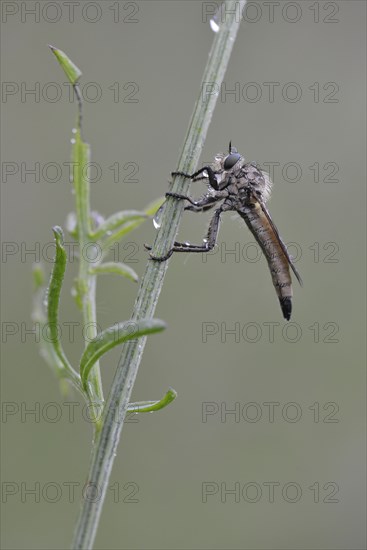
[238,204,293,320]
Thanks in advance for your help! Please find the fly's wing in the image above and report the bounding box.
[257,199,303,286]
[238,191,302,320]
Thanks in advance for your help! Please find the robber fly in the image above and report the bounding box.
[146,143,302,320]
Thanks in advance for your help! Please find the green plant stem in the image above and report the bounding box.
[71,3,245,548]
[73,107,104,411]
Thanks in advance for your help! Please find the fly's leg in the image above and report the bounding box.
[164,191,198,206]
[172,166,219,190]
[144,193,220,257]
[165,191,218,212]
[145,167,224,260]
[185,202,217,213]
[172,173,207,184]
[147,207,224,261]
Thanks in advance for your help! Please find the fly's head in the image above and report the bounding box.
[224,141,242,170]
[209,142,245,189]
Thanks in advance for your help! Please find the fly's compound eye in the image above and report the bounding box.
[223,152,241,171]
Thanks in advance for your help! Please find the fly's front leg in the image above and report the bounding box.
[147,207,224,261]
[172,166,219,190]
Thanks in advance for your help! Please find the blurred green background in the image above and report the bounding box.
[1,1,366,549]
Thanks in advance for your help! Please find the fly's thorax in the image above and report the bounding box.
[242,163,273,203]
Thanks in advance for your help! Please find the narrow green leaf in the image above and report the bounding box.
[89,262,139,283]
[47,227,67,345]
[127,388,177,413]
[101,197,166,253]
[43,227,80,388]
[80,319,166,390]
[32,253,82,393]
[49,45,82,84]
[144,197,166,217]
[91,210,148,240]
